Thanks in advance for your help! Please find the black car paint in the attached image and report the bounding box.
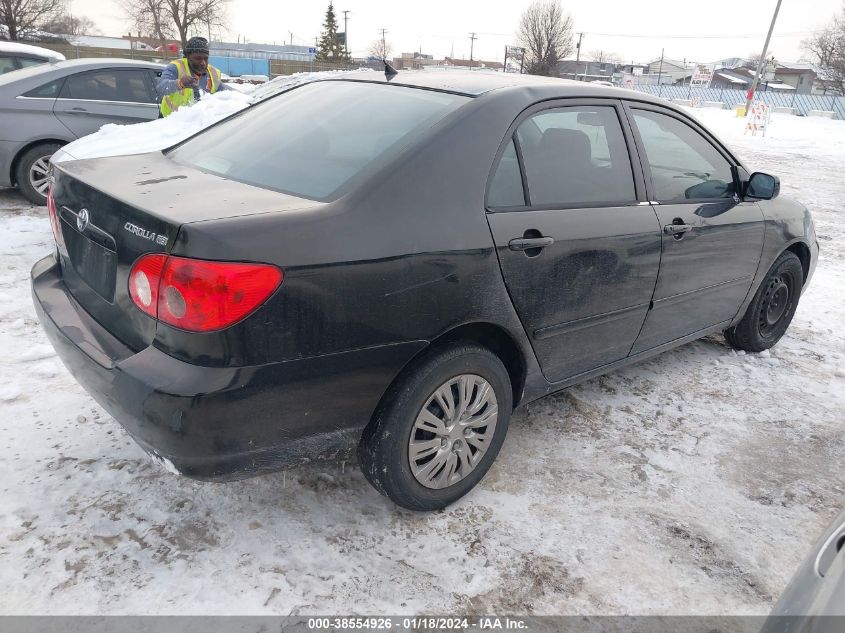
[32,72,818,480]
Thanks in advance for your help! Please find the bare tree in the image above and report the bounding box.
[42,13,100,35]
[588,49,622,64]
[517,0,574,76]
[125,0,228,49]
[367,38,392,60]
[125,0,173,50]
[0,0,65,40]
[802,10,845,93]
[746,51,776,68]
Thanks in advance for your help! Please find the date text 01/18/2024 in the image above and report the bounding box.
[306,617,528,630]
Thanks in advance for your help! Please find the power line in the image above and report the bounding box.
[423,29,816,41]
[585,30,815,39]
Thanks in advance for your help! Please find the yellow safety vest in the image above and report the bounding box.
[159,58,222,117]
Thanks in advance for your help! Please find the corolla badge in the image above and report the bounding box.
[124,221,168,246]
[76,208,90,232]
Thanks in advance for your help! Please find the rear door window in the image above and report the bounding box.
[61,70,155,103]
[169,81,470,201]
[515,105,636,207]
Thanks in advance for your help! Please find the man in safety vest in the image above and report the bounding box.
[156,36,229,117]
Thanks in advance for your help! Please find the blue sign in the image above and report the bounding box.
[308,47,317,54]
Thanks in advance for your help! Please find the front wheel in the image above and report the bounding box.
[725,251,804,352]
[15,143,62,206]
[359,343,512,511]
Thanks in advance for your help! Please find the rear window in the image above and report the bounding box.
[168,81,470,200]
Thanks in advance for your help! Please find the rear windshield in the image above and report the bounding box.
[169,80,470,201]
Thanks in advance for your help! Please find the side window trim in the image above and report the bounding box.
[623,100,741,204]
[486,98,648,213]
[512,132,531,207]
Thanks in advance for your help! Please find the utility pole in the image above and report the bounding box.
[342,10,350,59]
[745,0,783,115]
[379,28,388,59]
[657,47,665,96]
[469,32,477,69]
[289,31,293,46]
[575,32,584,80]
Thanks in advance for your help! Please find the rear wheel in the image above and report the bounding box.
[359,343,512,511]
[725,251,803,352]
[16,143,62,206]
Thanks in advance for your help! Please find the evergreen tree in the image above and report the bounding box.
[316,2,348,61]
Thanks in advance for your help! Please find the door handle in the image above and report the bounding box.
[508,236,555,251]
[663,219,693,237]
[68,107,89,113]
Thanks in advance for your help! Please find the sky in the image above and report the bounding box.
[71,0,842,65]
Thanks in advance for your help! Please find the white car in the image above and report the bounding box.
[0,41,65,75]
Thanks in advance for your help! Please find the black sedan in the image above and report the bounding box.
[32,71,818,511]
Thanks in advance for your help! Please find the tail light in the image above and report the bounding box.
[47,188,64,246]
[129,254,283,332]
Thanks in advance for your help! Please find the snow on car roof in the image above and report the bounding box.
[0,41,65,61]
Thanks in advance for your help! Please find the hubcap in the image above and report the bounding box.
[408,374,498,490]
[759,273,792,334]
[29,156,51,197]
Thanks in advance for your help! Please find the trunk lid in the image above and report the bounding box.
[52,151,321,351]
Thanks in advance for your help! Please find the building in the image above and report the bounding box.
[772,62,816,94]
[645,58,692,83]
[394,52,437,70]
[709,68,751,90]
[209,41,314,61]
[440,56,503,71]
[558,59,617,81]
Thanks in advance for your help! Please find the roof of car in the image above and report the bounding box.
[332,69,646,99]
[0,41,65,60]
[0,57,164,87]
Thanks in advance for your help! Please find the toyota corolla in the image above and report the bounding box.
[32,71,818,510]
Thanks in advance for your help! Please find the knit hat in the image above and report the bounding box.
[184,36,209,56]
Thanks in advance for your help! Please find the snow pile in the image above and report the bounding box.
[52,70,368,164]
[683,106,845,160]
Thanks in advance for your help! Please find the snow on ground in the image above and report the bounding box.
[0,107,843,616]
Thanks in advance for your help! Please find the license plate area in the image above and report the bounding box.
[60,212,117,303]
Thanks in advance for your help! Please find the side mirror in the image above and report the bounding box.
[746,172,780,200]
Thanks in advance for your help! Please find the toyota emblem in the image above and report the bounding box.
[77,208,89,232]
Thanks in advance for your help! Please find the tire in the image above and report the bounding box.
[724,251,804,352]
[15,143,62,206]
[359,343,512,511]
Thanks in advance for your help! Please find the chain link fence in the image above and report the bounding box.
[630,84,845,119]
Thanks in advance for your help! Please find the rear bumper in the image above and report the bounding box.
[32,254,425,480]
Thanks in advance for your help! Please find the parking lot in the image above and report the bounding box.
[0,108,843,615]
